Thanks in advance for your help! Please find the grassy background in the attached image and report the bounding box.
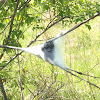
[0,16,100,100]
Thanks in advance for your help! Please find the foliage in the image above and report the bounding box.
[0,0,100,99]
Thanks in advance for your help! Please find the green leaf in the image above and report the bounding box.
[75,18,82,23]
[85,24,91,31]
[11,30,23,39]
[59,0,63,4]
[0,23,5,28]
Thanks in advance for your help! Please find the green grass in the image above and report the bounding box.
[0,17,100,100]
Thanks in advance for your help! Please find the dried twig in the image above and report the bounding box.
[42,81,56,99]
[32,82,47,100]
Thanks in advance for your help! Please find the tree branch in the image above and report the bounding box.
[6,0,20,45]
[0,76,8,100]
[54,13,100,40]
[0,0,20,60]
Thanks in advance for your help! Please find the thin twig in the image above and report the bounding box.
[9,88,19,100]
[0,20,11,35]
[64,69,100,90]
[30,6,48,19]
[44,84,64,100]
[23,83,34,95]
[19,0,31,11]
[42,81,56,99]
[89,63,100,73]
[32,82,47,100]
[68,69,100,79]
[0,0,7,8]
[17,0,28,10]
